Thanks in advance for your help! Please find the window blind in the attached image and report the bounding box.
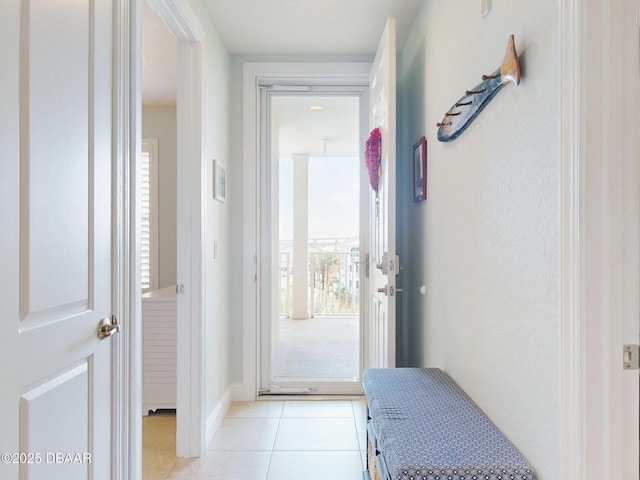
[140,140,158,293]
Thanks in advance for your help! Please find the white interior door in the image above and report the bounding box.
[0,1,116,478]
[368,18,397,368]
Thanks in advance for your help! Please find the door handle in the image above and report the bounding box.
[97,316,120,340]
[377,286,402,296]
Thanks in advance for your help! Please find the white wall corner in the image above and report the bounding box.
[205,387,232,447]
[230,382,254,402]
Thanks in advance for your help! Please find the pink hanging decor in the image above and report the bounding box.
[365,127,382,192]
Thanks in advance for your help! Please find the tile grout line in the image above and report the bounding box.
[263,404,284,480]
[153,401,367,479]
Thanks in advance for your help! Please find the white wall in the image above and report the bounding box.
[142,106,177,289]
[188,0,233,426]
[228,56,245,385]
[397,2,559,478]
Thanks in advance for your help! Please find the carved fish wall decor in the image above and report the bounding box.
[437,35,520,142]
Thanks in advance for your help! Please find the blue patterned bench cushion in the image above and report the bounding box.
[363,368,537,480]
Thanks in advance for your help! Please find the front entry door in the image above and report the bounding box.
[259,89,366,396]
[368,18,397,368]
[0,1,117,478]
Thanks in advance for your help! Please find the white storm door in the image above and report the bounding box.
[368,18,397,368]
[0,1,116,479]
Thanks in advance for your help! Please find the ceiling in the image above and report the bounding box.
[202,0,423,56]
[142,0,423,105]
[141,1,177,106]
[141,0,423,153]
[273,96,360,158]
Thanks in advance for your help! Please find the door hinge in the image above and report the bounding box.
[623,344,639,370]
[355,253,370,278]
[365,253,370,278]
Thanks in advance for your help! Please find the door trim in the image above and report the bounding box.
[560,0,640,476]
[146,0,206,458]
[113,0,139,477]
[559,1,582,475]
[240,62,371,400]
[257,86,369,395]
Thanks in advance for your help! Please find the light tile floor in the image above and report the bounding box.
[142,399,368,480]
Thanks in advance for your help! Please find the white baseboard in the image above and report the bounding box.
[205,387,232,447]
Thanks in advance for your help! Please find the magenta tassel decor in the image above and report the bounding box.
[365,127,382,192]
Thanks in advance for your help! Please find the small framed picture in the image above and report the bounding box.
[413,137,426,202]
[213,160,226,202]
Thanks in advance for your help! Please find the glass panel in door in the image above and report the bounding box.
[264,94,363,394]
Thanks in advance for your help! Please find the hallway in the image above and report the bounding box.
[143,400,367,479]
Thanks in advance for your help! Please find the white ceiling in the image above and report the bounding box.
[273,96,360,158]
[202,0,424,56]
[142,0,423,105]
[141,0,423,152]
[141,1,177,106]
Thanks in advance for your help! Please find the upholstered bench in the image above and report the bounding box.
[362,368,537,480]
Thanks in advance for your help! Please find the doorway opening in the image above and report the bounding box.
[258,89,368,396]
[140,1,179,474]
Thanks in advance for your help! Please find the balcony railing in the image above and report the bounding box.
[279,251,360,317]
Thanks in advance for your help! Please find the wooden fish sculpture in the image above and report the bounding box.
[437,35,520,142]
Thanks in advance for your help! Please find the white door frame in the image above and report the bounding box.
[256,85,369,396]
[113,0,140,477]
[560,0,639,477]
[139,0,206,460]
[240,62,371,400]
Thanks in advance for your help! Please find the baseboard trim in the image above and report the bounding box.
[205,387,232,447]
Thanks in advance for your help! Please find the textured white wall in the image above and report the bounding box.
[188,0,233,420]
[397,2,560,478]
[141,106,177,289]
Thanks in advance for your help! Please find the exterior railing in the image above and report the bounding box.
[279,251,360,316]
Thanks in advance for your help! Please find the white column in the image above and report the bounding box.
[291,153,310,319]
